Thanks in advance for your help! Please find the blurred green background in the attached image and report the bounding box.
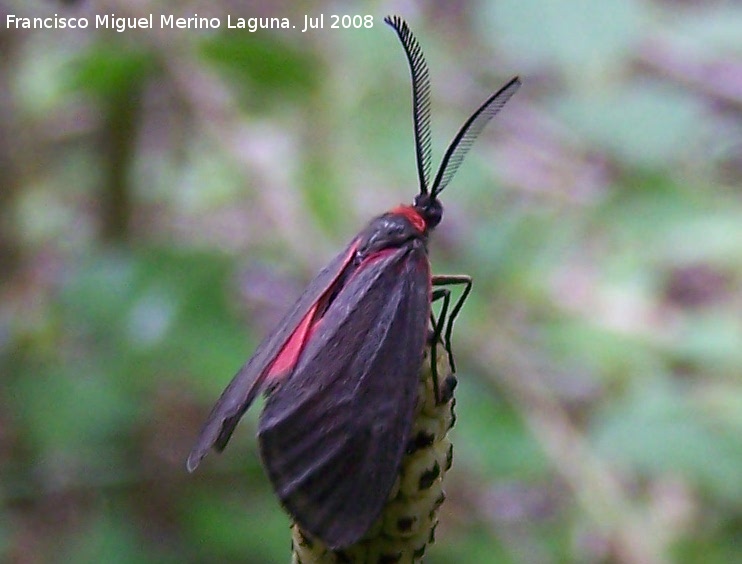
[1,0,741,562]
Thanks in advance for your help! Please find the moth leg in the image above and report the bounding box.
[431,275,472,375]
[429,288,451,403]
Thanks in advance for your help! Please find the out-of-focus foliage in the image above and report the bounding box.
[1,0,740,562]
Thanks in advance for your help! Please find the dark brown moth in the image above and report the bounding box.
[188,15,520,549]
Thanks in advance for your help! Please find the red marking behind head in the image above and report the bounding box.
[391,205,426,234]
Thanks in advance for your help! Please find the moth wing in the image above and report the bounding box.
[258,242,431,549]
[187,238,360,472]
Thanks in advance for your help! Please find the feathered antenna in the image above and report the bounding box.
[431,76,521,197]
[384,15,433,195]
[431,77,521,197]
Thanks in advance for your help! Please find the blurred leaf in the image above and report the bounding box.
[61,511,163,564]
[482,0,645,70]
[457,377,547,477]
[542,318,661,381]
[669,313,742,369]
[12,362,139,458]
[659,5,742,55]
[69,43,156,99]
[58,247,250,393]
[470,207,560,293]
[591,378,742,502]
[301,154,350,237]
[698,383,742,434]
[199,33,319,104]
[555,82,705,168]
[0,516,9,562]
[675,533,742,564]
[659,212,742,265]
[14,43,76,115]
[434,528,517,563]
[183,490,289,562]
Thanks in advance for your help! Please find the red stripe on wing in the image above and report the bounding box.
[187,238,362,472]
[265,301,320,381]
[265,240,362,381]
[265,247,404,382]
